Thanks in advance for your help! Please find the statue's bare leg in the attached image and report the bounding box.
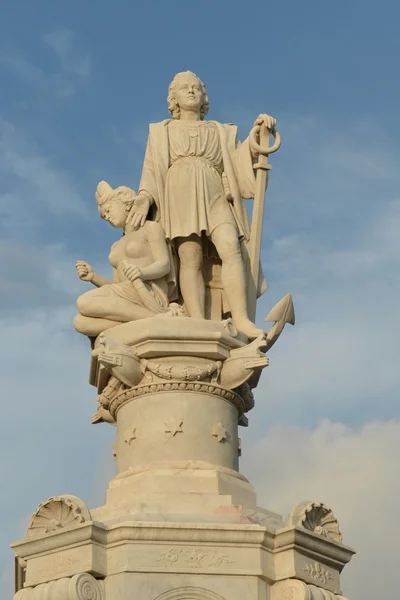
[73,314,123,337]
[176,234,205,318]
[210,224,263,338]
[77,290,154,322]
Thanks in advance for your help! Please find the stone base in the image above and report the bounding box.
[10,317,354,599]
[12,496,354,599]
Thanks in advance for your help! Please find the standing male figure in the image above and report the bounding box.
[128,70,276,338]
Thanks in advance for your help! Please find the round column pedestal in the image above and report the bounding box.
[90,317,259,520]
[114,386,240,474]
[101,383,258,519]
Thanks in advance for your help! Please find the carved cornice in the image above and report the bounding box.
[109,380,249,419]
[274,527,355,569]
[12,520,270,559]
[113,460,250,482]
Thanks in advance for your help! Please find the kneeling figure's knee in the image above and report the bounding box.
[77,292,93,316]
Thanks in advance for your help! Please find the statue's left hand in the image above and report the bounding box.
[122,261,143,282]
[126,194,150,230]
[253,113,277,132]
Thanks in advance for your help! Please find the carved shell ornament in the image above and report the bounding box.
[286,501,342,543]
[27,495,91,538]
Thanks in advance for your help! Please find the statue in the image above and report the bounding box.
[126,70,277,339]
[74,182,178,338]
[73,69,293,429]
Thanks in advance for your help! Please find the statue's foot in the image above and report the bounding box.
[233,318,264,340]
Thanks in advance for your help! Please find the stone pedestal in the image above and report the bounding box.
[115,386,240,473]
[10,318,355,599]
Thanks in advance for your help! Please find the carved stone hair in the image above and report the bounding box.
[167,71,209,120]
[96,181,137,216]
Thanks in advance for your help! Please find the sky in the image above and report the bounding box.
[0,0,399,598]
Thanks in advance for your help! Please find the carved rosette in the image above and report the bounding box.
[13,573,104,600]
[108,380,251,420]
[69,573,104,600]
[286,501,342,543]
[27,495,91,538]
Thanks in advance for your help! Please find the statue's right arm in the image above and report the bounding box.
[90,273,114,288]
[75,261,113,288]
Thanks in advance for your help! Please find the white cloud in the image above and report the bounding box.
[241,419,400,600]
[0,240,86,311]
[43,29,91,79]
[0,118,88,224]
[0,29,90,100]
[0,53,45,86]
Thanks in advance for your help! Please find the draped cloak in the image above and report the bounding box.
[138,119,266,299]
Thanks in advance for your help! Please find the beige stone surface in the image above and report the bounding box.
[87,316,264,427]
[13,572,104,600]
[114,389,239,473]
[273,525,354,595]
[285,501,342,543]
[12,513,354,597]
[270,579,349,600]
[74,182,177,338]
[105,574,267,600]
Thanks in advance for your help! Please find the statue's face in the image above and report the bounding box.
[174,73,204,112]
[100,200,126,229]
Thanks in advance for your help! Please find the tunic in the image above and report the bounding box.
[138,119,267,299]
[163,120,236,240]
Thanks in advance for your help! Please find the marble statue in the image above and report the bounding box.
[71,69,295,429]
[73,70,285,341]
[74,182,179,337]
[126,70,276,338]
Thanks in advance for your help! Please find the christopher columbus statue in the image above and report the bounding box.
[127,70,276,338]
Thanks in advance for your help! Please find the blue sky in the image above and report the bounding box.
[0,1,399,599]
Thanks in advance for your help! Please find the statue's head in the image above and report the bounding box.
[167,71,209,120]
[95,181,136,229]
